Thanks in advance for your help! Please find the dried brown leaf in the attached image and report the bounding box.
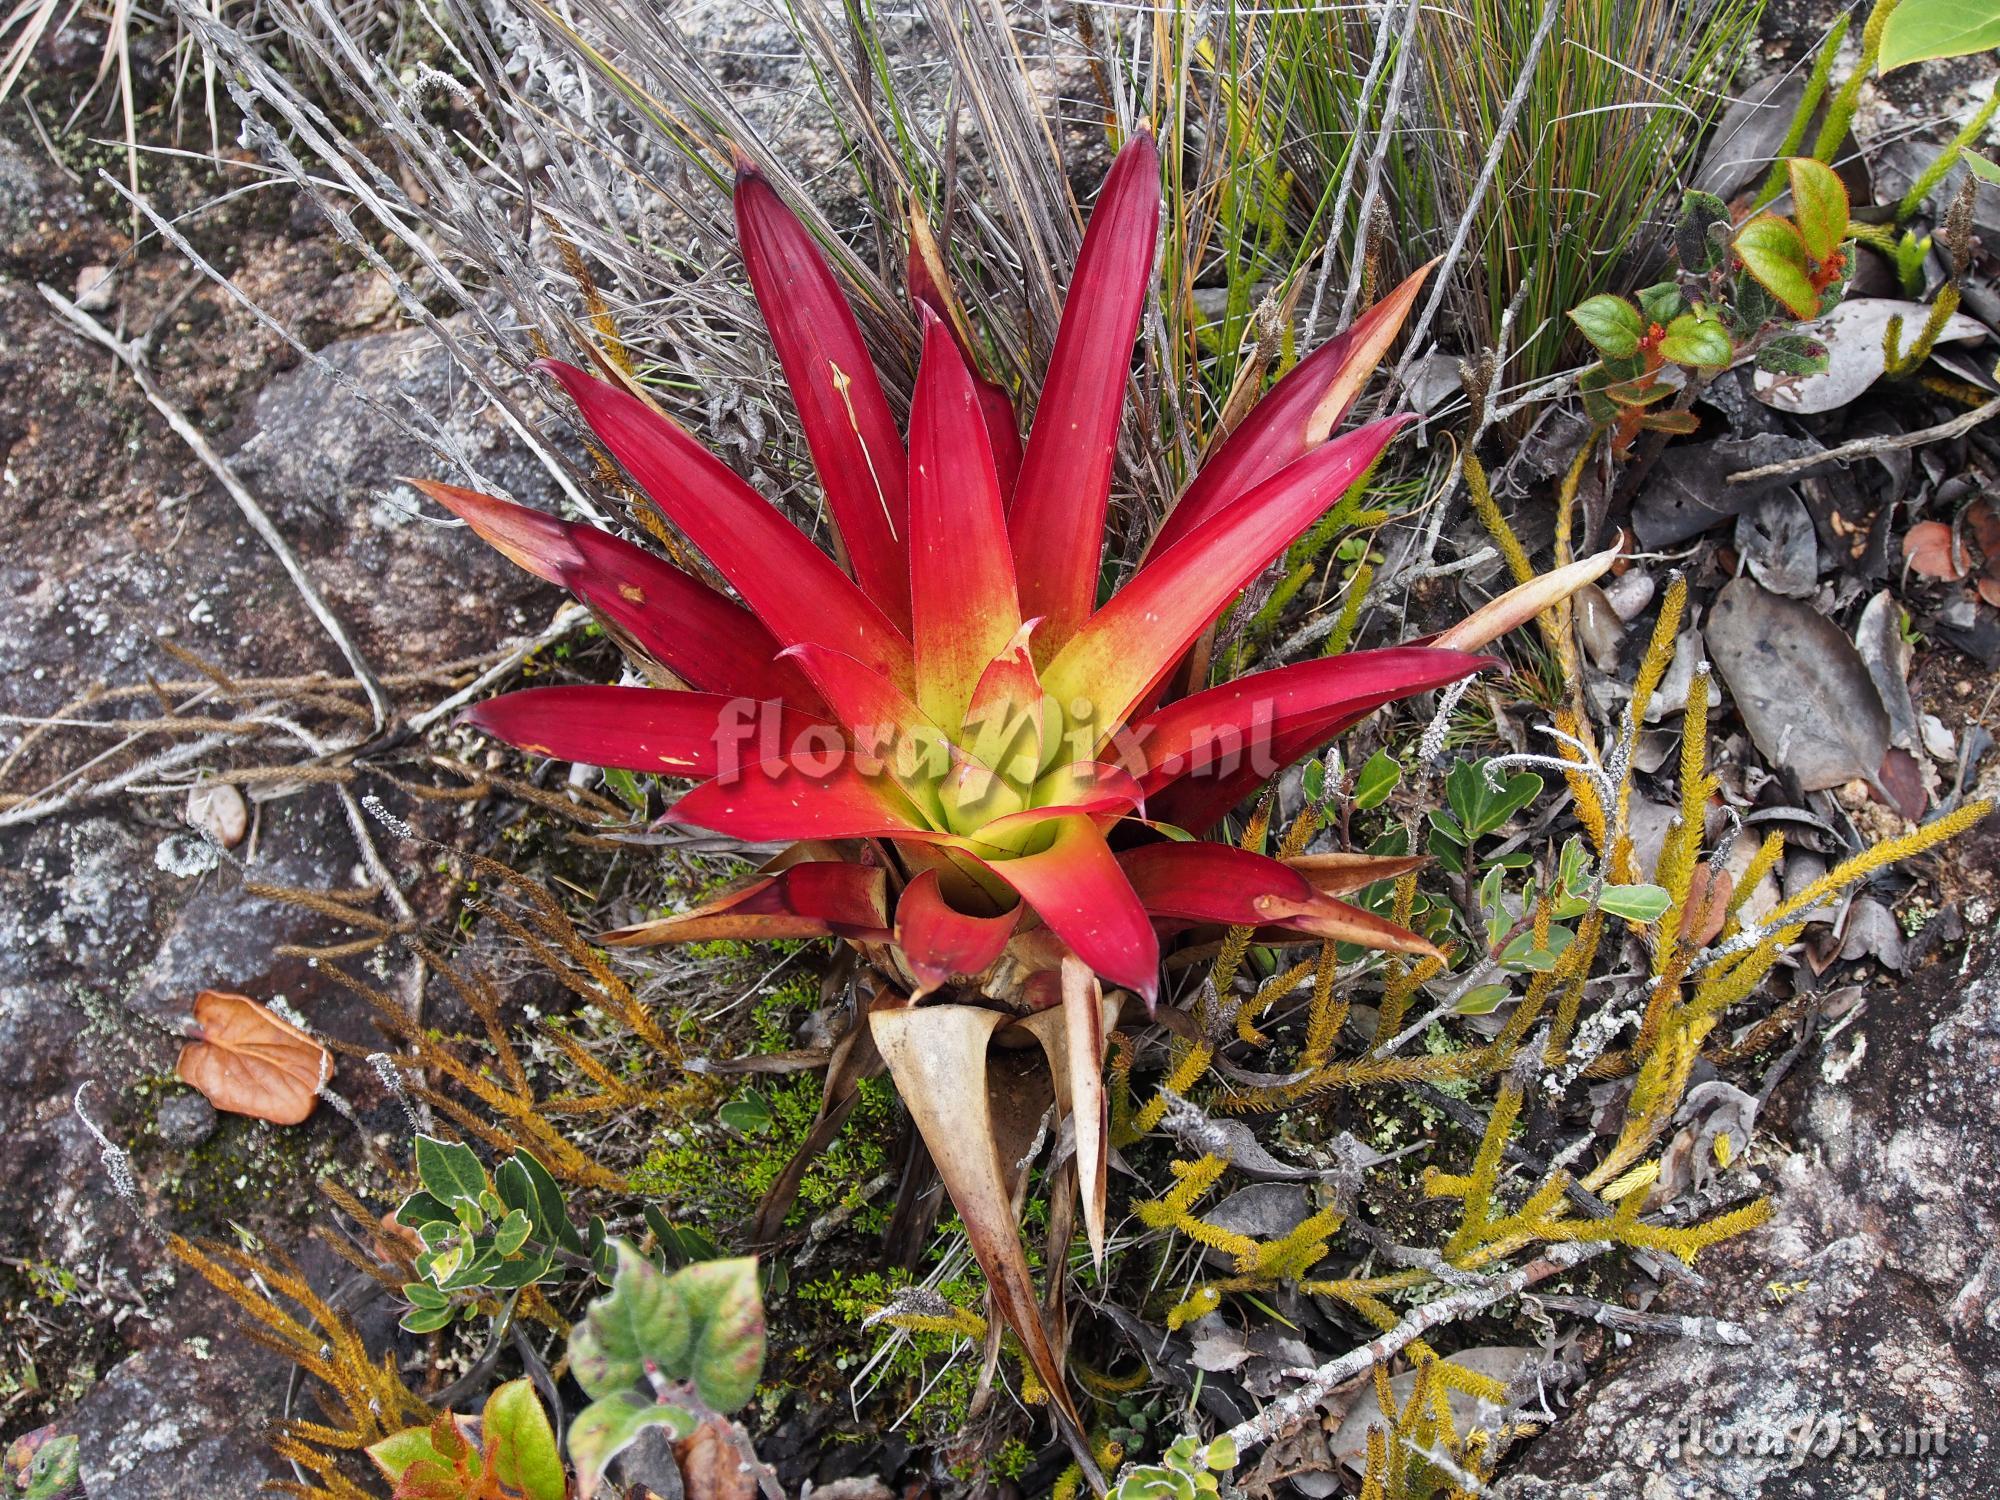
[174,990,329,1125]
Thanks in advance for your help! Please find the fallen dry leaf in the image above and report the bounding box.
[174,990,330,1125]
[1682,864,1734,947]
[1902,521,1970,581]
[1705,577,1891,792]
[673,1419,757,1500]
[1751,297,1989,414]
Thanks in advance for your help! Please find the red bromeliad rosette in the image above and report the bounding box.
[418,134,1613,1449]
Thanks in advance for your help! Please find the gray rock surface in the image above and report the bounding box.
[1502,944,2000,1498]
[0,116,553,1496]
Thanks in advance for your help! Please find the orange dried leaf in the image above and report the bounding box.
[1902,521,1969,581]
[674,1418,758,1500]
[1682,864,1734,948]
[175,990,330,1125]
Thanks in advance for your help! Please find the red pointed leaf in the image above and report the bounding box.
[1041,415,1412,743]
[1148,259,1433,557]
[735,165,910,625]
[463,686,829,780]
[777,643,945,751]
[778,642,959,821]
[409,478,580,582]
[1150,547,1616,831]
[415,481,824,708]
[662,755,927,842]
[538,361,914,688]
[907,205,1022,498]
[971,817,1159,1003]
[893,868,1021,994]
[562,527,823,708]
[602,863,890,946]
[909,313,1023,731]
[961,623,1047,786]
[1122,648,1488,794]
[1120,841,1438,956]
[1009,134,1161,657]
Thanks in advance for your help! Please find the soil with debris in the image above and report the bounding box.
[6,12,2000,1500]
[0,90,557,1495]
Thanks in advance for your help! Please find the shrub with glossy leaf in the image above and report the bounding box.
[1573,159,1850,453]
[394,1138,584,1330]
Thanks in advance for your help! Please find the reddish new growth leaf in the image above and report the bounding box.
[174,990,330,1126]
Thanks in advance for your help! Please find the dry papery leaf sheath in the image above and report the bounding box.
[424,135,1613,1457]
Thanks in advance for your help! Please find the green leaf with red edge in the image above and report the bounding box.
[463,685,830,781]
[1639,409,1702,434]
[567,1392,695,1496]
[1568,295,1646,358]
[909,311,1023,732]
[674,1257,768,1413]
[538,360,916,690]
[1732,216,1819,320]
[1010,134,1161,659]
[1601,375,1676,407]
[369,1415,474,1499]
[569,1246,766,1414]
[1041,414,1411,747]
[734,162,910,627]
[1657,310,1734,368]
[482,1380,564,1500]
[1788,158,1850,264]
[1148,258,1433,558]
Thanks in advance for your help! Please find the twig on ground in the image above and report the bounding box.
[1523,1292,1752,1346]
[1725,395,2000,483]
[38,284,393,729]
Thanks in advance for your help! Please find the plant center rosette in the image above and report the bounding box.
[416,134,1612,1458]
